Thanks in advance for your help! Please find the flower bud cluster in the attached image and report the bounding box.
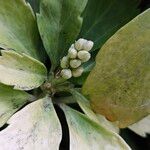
[60,38,94,79]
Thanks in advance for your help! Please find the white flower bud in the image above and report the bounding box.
[68,48,77,59]
[74,38,87,51]
[70,59,81,68]
[72,67,84,77]
[77,51,91,62]
[61,69,72,79]
[60,56,69,68]
[83,40,94,51]
[70,44,75,48]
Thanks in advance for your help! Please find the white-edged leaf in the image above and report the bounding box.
[61,104,130,150]
[0,0,43,60]
[0,83,33,128]
[0,97,62,150]
[129,115,150,137]
[0,50,47,90]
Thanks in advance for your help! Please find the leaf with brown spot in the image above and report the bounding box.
[82,9,150,128]
[71,90,119,133]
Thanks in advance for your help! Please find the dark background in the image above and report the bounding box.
[120,129,150,150]
[140,0,150,11]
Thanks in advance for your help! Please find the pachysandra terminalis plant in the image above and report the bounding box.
[0,0,149,149]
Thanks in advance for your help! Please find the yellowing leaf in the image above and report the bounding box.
[72,90,119,132]
[0,0,43,60]
[0,83,33,127]
[0,50,47,90]
[83,9,150,128]
[71,90,119,133]
[0,97,62,150]
[61,105,130,150]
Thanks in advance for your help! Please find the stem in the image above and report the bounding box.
[55,84,74,93]
[68,88,81,95]
[51,77,67,86]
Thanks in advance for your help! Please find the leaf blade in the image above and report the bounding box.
[83,9,150,128]
[37,0,87,69]
[0,83,33,127]
[71,90,119,133]
[0,97,62,150]
[0,0,43,60]
[61,104,130,150]
[0,50,47,90]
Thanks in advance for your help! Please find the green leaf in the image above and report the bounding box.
[71,90,119,133]
[129,115,150,137]
[0,50,47,90]
[37,0,87,69]
[82,9,150,128]
[0,97,62,149]
[61,104,130,150]
[0,83,33,128]
[0,0,43,60]
[79,0,140,50]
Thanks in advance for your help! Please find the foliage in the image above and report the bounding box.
[0,0,149,149]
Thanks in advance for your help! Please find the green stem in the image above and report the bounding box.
[52,77,67,86]
[68,88,81,95]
